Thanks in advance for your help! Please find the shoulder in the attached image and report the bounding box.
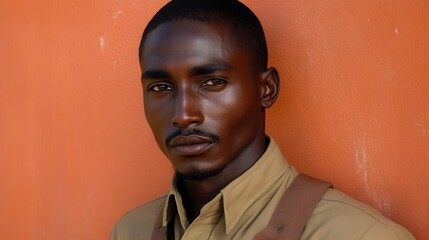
[301,188,415,240]
[109,195,167,240]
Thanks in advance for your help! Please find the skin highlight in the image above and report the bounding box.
[141,20,279,222]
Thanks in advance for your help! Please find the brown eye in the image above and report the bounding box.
[149,84,172,92]
[202,78,226,87]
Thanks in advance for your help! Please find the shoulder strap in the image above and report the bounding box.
[151,174,332,240]
[254,174,332,240]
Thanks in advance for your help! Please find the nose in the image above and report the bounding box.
[171,88,203,128]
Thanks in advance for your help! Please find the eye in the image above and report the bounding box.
[201,78,226,87]
[148,83,173,92]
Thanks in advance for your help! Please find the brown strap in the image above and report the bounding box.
[151,174,331,240]
[254,174,332,240]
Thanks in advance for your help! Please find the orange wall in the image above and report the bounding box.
[0,0,427,239]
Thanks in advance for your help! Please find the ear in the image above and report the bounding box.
[260,67,280,108]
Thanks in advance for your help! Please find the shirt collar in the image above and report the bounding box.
[162,137,294,233]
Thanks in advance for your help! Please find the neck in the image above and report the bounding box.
[178,132,268,223]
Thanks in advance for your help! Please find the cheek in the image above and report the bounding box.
[144,97,172,142]
[144,94,170,124]
[145,108,171,156]
[203,84,261,131]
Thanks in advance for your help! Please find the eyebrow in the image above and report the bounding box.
[141,63,233,80]
[141,70,170,80]
[190,63,233,76]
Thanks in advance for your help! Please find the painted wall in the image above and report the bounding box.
[0,0,427,239]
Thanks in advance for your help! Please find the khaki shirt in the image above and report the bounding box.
[110,138,415,240]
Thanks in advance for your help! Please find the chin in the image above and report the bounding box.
[176,166,225,181]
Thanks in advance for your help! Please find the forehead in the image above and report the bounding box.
[141,20,241,70]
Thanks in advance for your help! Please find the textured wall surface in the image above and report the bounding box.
[0,0,427,239]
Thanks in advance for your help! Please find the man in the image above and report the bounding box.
[110,0,415,239]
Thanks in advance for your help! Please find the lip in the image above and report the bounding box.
[168,135,215,156]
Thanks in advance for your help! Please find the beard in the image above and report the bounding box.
[176,165,225,181]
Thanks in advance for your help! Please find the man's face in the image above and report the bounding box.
[141,20,265,180]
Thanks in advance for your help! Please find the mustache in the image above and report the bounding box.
[165,128,220,144]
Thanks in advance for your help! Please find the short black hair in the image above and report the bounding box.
[139,0,268,71]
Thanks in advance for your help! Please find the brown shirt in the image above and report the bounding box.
[110,138,415,240]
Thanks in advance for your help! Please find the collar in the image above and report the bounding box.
[161,137,295,233]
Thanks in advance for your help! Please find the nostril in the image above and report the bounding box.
[172,121,181,128]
